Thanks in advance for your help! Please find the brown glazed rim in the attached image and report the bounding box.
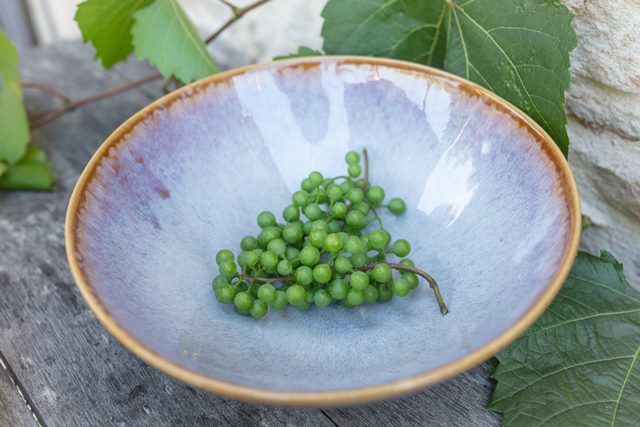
[65,56,581,406]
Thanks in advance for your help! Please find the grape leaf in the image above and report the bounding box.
[0,146,54,191]
[321,0,577,155]
[489,251,640,426]
[131,0,217,83]
[0,30,29,164]
[274,46,324,60]
[75,0,154,68]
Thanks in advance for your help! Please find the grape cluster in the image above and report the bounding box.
[211,149,448,319]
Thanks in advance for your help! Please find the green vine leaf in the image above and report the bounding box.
[132,0,217,83]
[321,0,577,155]
[0,30,29,164]
[0,146,54,191]
[274,46,324,60]
[489,251,640,426]
[75,0,154,68]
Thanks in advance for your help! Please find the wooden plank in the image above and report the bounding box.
[324,363,500,426]
[0,351,38,427]
[0,42,333,427]
[0,41,501,426]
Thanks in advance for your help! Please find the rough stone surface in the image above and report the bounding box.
[563,0,640,285]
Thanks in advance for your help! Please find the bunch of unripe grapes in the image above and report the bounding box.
[211,149,448,319]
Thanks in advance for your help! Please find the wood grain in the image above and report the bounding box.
[0,42,500,426]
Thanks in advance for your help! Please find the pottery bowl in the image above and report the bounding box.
[66,57,580,406]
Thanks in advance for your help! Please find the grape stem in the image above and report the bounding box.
[361,263,449,315]
[361,148,370,189]
[242,274,294,283]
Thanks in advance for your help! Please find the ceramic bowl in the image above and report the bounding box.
[66,57,580,406]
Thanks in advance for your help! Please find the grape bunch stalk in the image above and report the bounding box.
[211,149,448,319]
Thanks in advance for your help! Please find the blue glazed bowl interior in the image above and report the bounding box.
[73,59,574,394]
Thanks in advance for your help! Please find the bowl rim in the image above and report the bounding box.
[65,55,581,406]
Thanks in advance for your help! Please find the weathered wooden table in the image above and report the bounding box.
[0,43,501,427]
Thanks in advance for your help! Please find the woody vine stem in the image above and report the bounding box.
[23,0,274,130]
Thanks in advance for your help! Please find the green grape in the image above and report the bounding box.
[344,236,364,254]
[348,164,362,178]
[334,256,352,274]
[392,239,411,257]
[388,197,406,215]
[350,252,368,268]
[400,258,415,267]
[327,219,342,233]
[308,171,324,187]
[237,251,254,269]
[258,226,281,248]
[324,233,343,254]
[277,259,292,276]
[257,283,276,302]
[363,286,379,304]
[330,202,348,219]
[299,246,320,266]
[235,306,251,316]
[282,223,303,244]
[354,178,365,187]
[302,221,313,235]
[346,188,364,204]
[260,251,279,271]
[313,289,332,307]
[322,177,334,188]
[337,232,349,245]
[353,201,370,215]
[240,236,258,251]
[219,261,237,278]
[297,300,310,310]
[327,184,343,202]
[301,178,316,192]
[250,300,268,319]
[294,266,314,286]
[216,249,234,265]
[271,290,288,309]
[377,284,393,302]
[345,150,360,164]
[305,289,315,303]
[371,263,392,283]
[345,210,367,230]
[329,278,349,300]
[312,264,332,284]
[349,270,369,290]
[267,238,287,257]
[360,234,370,250]
[368,229,390,250]
[392,278,411,296]
[234,291,253,310]
[366,185,385,205]
[212,275,228,291]
[315,188,328,204]
[403,271,419,289]
[308,229,328,248]
[257,211,277,228]
[286,284,306,306]
[303,203,324,221]
[346,289,364,306]
[285,246,300,263]
[311,220,329,232]
[215,285,235,303]
[340,300,355,309]
[282,204,300,222]
[339,179,354,193]
[292,191,309,207]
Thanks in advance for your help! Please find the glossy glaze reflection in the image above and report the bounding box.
[72,60,573,393]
